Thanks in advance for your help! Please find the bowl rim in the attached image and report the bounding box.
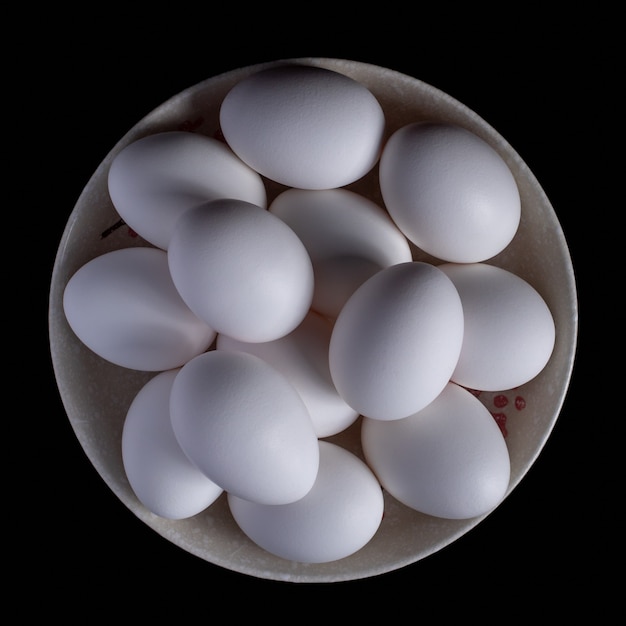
[49,57,578,583]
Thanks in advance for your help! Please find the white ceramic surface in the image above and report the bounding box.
[48,58,578,583]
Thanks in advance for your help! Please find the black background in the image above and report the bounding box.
[32,12,608,616]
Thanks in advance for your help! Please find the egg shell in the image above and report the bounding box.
[219,64,386,189]
[167,198,314,343]
[361,382,511,520]
[329,261,464,421]
[62,247,216,371]
[122,369,223,520]
[269,188,412,318]
[438,262,556,391]
[107,131,267,250]
[228,440,384,563]
[379,122,521,263]
[217,311,359,438]
[169,350,320,505]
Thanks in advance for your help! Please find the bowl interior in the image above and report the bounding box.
[49,57,577,583]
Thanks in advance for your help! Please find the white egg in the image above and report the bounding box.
[217,311,359,438]
[167,198,314,343]
[228,441,384,563]
[107,131,267,250]
[361,382,511,520]
[269,188,412,318]
[438,262,556,391]
[169,350,319,505]
[329,261,464,421]
[379,122,521,263]
[219,64,385,189]
[62,247,216,371]
[122,369,223,520]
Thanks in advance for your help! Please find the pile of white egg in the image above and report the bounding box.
[63,63,556,564]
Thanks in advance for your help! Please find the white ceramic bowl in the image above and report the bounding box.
[48,58,578,583]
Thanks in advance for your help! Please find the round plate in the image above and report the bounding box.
[48,58,578,583]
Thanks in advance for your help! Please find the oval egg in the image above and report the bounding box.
[217,311,359,438]
[361,382,511,520]
[379,122,521,263]
[169,350,319,505]
[167,198,314,343]
[219,64,386,189]
[269,187,412,318]
[107,131,267,250]
[122,368,223,520]
[228,440,384,563]
[62,247,216,371]
[438,262,556,391]
[328,261,464,421]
